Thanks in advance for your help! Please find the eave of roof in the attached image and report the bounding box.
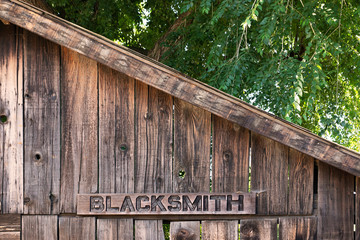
[1,0,360,176]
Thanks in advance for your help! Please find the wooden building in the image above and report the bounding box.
[0,0,360,239]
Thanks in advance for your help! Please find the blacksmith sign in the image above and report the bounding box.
[77,193,256,215]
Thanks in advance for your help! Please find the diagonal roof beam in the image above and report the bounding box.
[1,0,360,176]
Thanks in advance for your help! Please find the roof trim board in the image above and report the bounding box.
[1,0,360,176]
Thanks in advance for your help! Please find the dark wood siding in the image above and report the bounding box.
[0,22,358,239]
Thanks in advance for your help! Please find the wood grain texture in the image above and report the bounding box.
[240,219,277,240]
[59,216,96,240]
[135,220,165,240]
[99,63,135,194]
[212,115,250,192]
[202,221,238,240]
[0,215,20,232]
[0,0,359,176]
[279,217,317,240]
[0,18,10,24]
[173,99,210,239]
[23,30,61,214]
[22,215,57,240]
[317,162,354,240]
[0,23,23,214]
[0,232,20,240]
[288,149,314,215]
[251,133,288,215]
[357,177,360,240]
[135,82,172,240]
[97,219,133,240]
[135,82,173,193]
[60,47,98,213]
[170,221,200,240]
[174,99,211,193]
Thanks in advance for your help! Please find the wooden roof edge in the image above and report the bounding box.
[1,0,360,176]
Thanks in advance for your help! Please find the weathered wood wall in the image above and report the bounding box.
[0,22,358,239]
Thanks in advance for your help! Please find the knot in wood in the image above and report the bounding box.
[49,193,56,202]
[0,114,8,124]
[144,112,152,120]
[175,228,196,240]
[24,197,31,204]
[240,223,260,240]
[0,109,10,124]
[34,152,42,161]
[223,150,233,162]
[119,144,128,152]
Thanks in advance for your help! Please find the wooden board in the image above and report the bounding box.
[60,47,98,213]
[279,217,317,240]
[97,219,133,240]
[202,221,238,240]
[211,117,249,238]
[134,82,173,239]
[174,99,211,193]
[22,215,57,240]
[173,99,211,238]
[0,215,20,232]
[251,133,288,215]
[0,23,23,214]
[357,177,360,240]
[317,162,354,239]
[135,82,173,193]
[288,149,314,215]
[135,220,165,240]
[23,30,61,214]
[212,115,250,192]
[2,0,360,177]
[99,63,135,193]
[77,193,255,215]
[170,221,200,240]
[59,216,96,240]
[0,18,10,24]
[0,232,20,240]
[240,219,277,240]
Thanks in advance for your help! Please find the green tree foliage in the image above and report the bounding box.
[46,0,180,53]
[47,0,360,151]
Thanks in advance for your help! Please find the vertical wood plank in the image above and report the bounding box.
[98,64,134,237]
[135,82,173,240]
[97,219,133,240]
[356,177,360,240]
[279,217,317,240]
[317,162,354,239]
[22,215,57,240]
[170,222,200,240]
[212,115,250,192]
[251,132,288,215]
[135,220,165,240]
[173,99,211,193]
[0,24,23,213]
[211,116,247,240]
[288,149,314,215]
[59,216,95,240]
[202,221,238,240]
[135,82,173,193]
[99,64,135,193]
[60,47,98,213]
[172,99,210,240]
[240,219,277,240]
[23,30,61,214]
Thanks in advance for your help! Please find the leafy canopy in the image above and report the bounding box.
[47,0,360,151]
